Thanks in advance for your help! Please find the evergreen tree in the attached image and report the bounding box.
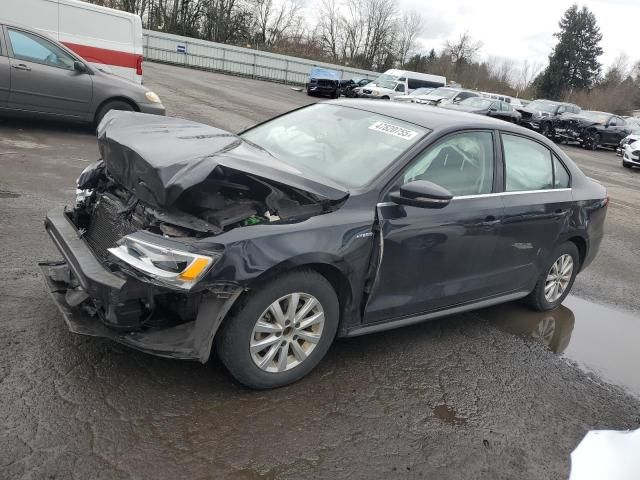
[427,48,437,63]
[536,4,603,99]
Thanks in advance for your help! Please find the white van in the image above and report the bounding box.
[2,0,143,83]
[358,69,446,100]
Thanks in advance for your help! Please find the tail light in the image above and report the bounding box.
[604,194,610,207]
[136,56,143,76]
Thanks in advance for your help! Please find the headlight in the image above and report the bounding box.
[372,90,380,96]
[108,235,219,290]
[145,91,161,103]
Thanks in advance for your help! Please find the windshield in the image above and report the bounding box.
[410,88,434,96]
[580,111,610,124]
[528,100,558,113]
[429,87,459,99]
[460,98,493,109]
[241,104,428,189]
[373,73,400,89]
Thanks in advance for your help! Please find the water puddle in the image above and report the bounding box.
[433,404,467,425]
[478,297,640,398]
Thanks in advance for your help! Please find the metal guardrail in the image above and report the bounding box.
[143,30,379,86]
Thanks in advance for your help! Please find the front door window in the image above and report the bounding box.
[8,29,75,70]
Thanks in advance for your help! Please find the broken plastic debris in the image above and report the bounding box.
[569,427,640,479]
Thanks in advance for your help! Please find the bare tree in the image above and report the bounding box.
[488,56,515,86]
[361,0,398,69]
[603,52,631,86]
[516,59,543,94]
[252,0,304,48]
[341,0,366,64]
[317,0,341,60]
[396,10,422,67]
[444,31,482,70]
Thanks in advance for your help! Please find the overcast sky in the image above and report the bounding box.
[406,0,639,73]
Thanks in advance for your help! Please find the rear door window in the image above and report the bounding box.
[502,134,553,191]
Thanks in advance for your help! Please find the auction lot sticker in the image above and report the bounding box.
[369,121,419,140]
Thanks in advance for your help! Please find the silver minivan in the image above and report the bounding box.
[0,21,165,124]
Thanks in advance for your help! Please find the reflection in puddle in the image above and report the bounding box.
[485,302,575,354]
[433,404,467,425]
[478,297,640,398]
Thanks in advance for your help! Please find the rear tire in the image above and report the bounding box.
[95,100,135,127]
[525,242,579,312]
[215,269,339,389]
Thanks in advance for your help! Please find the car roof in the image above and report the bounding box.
[327,99,528,132]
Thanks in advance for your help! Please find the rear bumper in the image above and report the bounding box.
[40,206,241,362]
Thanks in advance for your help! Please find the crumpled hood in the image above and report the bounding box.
[96,111,349,208]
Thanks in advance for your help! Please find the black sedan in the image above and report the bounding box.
[341,77,371,97]
[39,101,608,389]
[555,111,635,150]
[442,97,522,123]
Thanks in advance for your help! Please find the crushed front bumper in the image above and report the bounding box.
[40,206,241,362]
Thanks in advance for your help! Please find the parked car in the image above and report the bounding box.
[358,69,446,100]
[617,133,640,156]
[40,101,607,389]
[480,92,513,104]
[0,22,165,124]
[419,87,480,106]
[340,77,371,97]
[4,0,144,83]
[517,99,581,137]
[556,111,635,150]
[619,135,640,168]
[392,87,435,103]
[306,67,341,98]
[442,97,522,123]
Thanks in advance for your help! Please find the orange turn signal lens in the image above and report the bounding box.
[178,257,211,281]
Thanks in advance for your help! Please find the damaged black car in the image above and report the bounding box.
[40,101,608,389]
[554,111,636,150]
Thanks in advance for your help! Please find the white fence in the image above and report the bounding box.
[142,30,379,85]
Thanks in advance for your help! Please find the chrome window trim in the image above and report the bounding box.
[376,188,572,206]
[452,188,571,200]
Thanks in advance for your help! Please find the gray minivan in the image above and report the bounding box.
[0,22,165,124]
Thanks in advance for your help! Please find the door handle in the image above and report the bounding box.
[12,63,31,71]
[481,215,501,226]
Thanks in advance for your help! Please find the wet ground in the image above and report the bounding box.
[1,62,640,479]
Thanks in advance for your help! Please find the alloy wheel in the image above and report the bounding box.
[544,254,574,303]
[250,293,325,373]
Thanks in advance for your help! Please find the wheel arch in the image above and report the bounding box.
[244,256,357,334]
[94,96,140,123]
[566,235,587,270]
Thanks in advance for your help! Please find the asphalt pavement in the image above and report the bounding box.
[1,62,639,480]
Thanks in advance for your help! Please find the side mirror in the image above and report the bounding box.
[74,61,88,73]
[389,180,453,209]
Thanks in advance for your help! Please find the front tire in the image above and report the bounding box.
[215,270,339,389]
[95,100,135,126]
[623,161,632,168]
[583,132,600,150]
[525,242,579,311]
